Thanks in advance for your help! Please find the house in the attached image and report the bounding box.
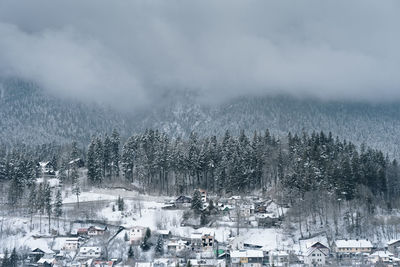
[202,233,214,251]
[175,196,192,207]
[228,196,241,204]
[334,239,373,256]
[28,248,55,263]
[157,230,171,239]
[167,239,188,253]
[198,189,207,203]
[269,250,289,267]
[38,161,55,176]
[188,259,226,267]
[153,258,179,267]
[37,257,57,266]
[69,158,85,168]
[78,247,102,259]
[191,232,203,251]
[229,205,253,219]
[307,242,330,256]
[92,260,114,267]
[230,250,264,267]
[388,240,400,256]
[77,228,89,236]
[255,213,279,228]
[88,226,107,236]
[63,237,81,251]
[368,250,394,264]
[304,247,328,266]
[130,226,147,244]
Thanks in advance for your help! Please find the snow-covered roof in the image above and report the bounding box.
[230,250,264,258]
[37,257,56,264]
[157,230,171,235]
[388,239,400,246]
[31,247,55,255]
[191,232,203,239]
[167,239,187,246]
[335,239,373,248]
[270,250,289,256]
[88,226,106,231]
[306,241,329,250]
[39,161,51,167]
[370,250,394,257]
[69,158,82,165]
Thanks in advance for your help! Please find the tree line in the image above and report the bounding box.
[2,128,400,211]
[83,129,400,208]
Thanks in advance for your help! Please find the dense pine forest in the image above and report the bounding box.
[3,129,399,212]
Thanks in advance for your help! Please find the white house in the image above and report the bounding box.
[188,259,226,267]
[37,257,57,267]
[191,232,203,251]
[230,250,264,267]
[87,226,107,236]
[334,239,373,256]
[167,239,188,253]
[130,226,147,244]
[269,250,289,267]
[63,237,80,251]
[306,242,330,256]
[304,247,327,266]
[368,250,394,264]
[78,247,102,259]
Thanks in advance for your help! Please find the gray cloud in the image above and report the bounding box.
[0,0,399,109]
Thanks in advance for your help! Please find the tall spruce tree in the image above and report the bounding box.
[54,189,63,231]
[44,182,52,233]
[191,189,202,214]
[111,129,120,178]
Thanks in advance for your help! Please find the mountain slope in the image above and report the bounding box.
[0,78,134,146]
[135,95,400,158]
[2,79,400,158]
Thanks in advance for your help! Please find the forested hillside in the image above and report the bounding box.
[135,95,400,159]
[2,129,398,240]
[2,78,400,160]
[0,78,133,146]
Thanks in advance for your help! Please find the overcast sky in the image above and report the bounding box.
[0,0,399,109]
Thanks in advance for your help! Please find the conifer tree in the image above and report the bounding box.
[191,190,202,214]
[27,184,37,230]
[1,249,9,267]
[103,135,112,179]
[87,138,97,184]
[9,248,18,267]
[72,167,81,208]
[155,235,164,256]
[44,182,52,233]
[37,183,45,233]
[111,129,120,178]
[128,245,134,259]
[54,189,63,231]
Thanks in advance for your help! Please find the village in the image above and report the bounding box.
[6,171,400,267]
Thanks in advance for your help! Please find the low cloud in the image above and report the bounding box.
[0,0,399,109]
